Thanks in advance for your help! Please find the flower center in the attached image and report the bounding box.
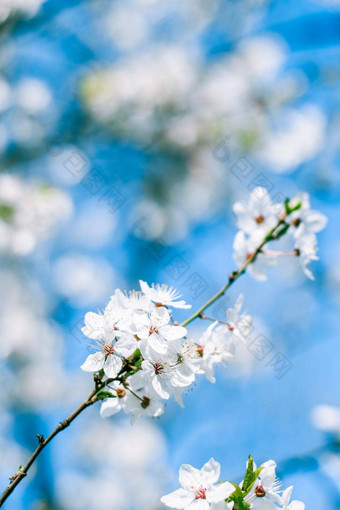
[153,362,164,375]
[292,218,301,227]
[103,344,115,356]
[254,485,266,498]
[255,215,265,224]
[141,396,150,409]
[116,388,126,398]
[227,323,234,331]
[196,345,204,357]
[195,488,207,500]
[149,325,159,334]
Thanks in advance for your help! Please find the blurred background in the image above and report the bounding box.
[0,0,339,508]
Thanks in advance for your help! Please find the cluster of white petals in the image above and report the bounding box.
[0,174,73,255]
[81,282,249,422]
[161,458,305,510]
[233,187,327,280]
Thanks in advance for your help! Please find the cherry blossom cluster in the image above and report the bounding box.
[81,282,250,422]
[80,188,327,423]
[233,187,327,280]
[161,456,304,510]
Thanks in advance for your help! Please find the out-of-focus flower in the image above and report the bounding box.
[311,405,340,437]
[257,107,326,173]
[0,0,45,23]
[56,418,170,510]
[0,174,73,256]
[52,254,115,306]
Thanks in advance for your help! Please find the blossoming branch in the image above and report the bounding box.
[161,456,304,509]
[0,188,326,507]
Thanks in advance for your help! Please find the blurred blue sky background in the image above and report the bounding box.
[0,0,340,509]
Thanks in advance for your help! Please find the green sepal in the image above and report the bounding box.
[227,483,250,509]
[273,222,290,240]
[285,198,302,215]
[96,390,116,400]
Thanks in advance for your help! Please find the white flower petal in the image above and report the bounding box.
[207,482,234,503]
[100,398,121,418]
[161,488,194,509]
[200,458,221,487]
[104,354,122,378]
[179,464,201,490]
[80,351,104,372]
[148,332,168,353]
[160,325,187,341]
[82,312,105,340]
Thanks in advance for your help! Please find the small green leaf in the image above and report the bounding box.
[242,455,254,493]
[96,390,115,400]
[253,466,263,481]
[285,198,302,215]
[240,456,264,496]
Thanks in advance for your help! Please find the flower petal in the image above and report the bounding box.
[80,351,104,372]
[179,464,201,490]
[161,488,194,509]
[160,325,187,341]
[104,354,122,378]
[115,334,138,357]
[207,482,234,503]
[200,458,221,487]
[148,332,168,354]
[100,398,121,418]
[82,312,104,340]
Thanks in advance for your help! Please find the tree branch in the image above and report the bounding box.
[181,216,287,327]
[0,214,290,507]
[0,377,113,507]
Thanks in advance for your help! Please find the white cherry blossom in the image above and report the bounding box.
[294,234,319,280]
[233,187,279,235]
[123,373,165,423]
[233,230,278,281]
[141,346,195,404]
[247,460,282,509]
[196,323,234,383]
[225,294,253,340]
[161,458,234,509]
[100,382,128,418]
[288,192,327,239]
[140,280,192,309]
[81,334,137,378]
[136,307,187,355]
[282,486,305,510]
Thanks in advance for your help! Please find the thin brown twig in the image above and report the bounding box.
[0,213,290,507]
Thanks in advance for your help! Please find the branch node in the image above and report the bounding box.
[59,419,69,430]
[36,434,44,444]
